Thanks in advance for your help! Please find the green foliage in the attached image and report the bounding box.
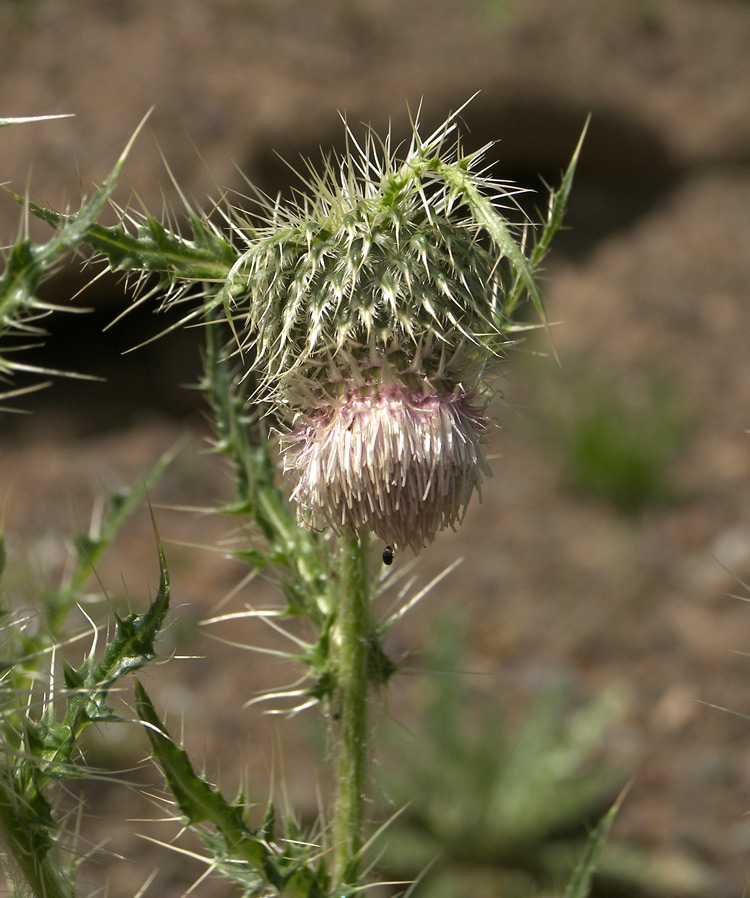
[0,495,170,898]
[29,201,236,292]
[550,369,688,514]
[0,112,235,406]
[0,443,337,898]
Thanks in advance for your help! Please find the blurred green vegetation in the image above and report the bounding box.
[376,615,708,897]
[538,365,688,514]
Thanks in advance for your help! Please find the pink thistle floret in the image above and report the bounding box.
[282,381,491,554]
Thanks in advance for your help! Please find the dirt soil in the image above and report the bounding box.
[2,1,750,896]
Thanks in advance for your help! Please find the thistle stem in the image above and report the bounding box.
[333,537,371,891]
[0,781,74,898]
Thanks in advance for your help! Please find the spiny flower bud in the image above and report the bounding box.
[229,99,545,552]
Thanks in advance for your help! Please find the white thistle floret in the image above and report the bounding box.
[283,378,490,554]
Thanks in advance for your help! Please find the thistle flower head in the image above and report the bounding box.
[228,100,546,552]
[282,357,491,553]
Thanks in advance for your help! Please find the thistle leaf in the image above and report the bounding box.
[0,113,148,396]
[21,205,237,287]
[89,539,170,685]
[134,679,248,829]
[135,680,327,896]
[0,774,75,898]
[563,784,629,898]
[23,541,170,781]
[505,115,590,321]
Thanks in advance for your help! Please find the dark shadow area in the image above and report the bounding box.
[3,269,205,434]
[251,96,684,260]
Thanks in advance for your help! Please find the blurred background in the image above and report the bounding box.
[2,0,750,895]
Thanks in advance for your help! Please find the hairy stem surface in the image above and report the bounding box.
[0,779,73,898]
[333,537,371,890]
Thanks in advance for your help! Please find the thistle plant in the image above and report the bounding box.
[228,107,547,553]
[0,102,626,898]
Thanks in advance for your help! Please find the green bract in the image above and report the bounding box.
[227,101,539,406]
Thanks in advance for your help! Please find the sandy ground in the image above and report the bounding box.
[2,1,750,895]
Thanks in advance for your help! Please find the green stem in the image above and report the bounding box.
[333,537,371,891]
[0,778,74,898]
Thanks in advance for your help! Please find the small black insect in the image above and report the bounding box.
[382,545,394,566]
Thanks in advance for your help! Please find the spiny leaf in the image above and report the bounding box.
[134,680,294,894]
[505,116,590,321]
[0,520,171,898]
[3,111,147,289]
[44,443,179,633]
[563,784,629,898]
[24,542,170,780]
[89,539,170,686]
[0,113,149,398]
[134,680,248,829]
[21,207,237,285]
[136,681,329,895]
[0,773,75,898]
